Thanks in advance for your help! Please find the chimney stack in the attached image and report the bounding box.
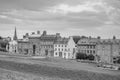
[37,31,40,34]
[113,36,116,40]
[32,32,35,35]
[42,30,47,36]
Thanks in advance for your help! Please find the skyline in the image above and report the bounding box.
[0,0,120,39]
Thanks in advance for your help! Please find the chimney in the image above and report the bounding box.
[113,36,116,40]
[26,33,29,36]
[42,30,47,35]
[23,35,26,39]
[97,36,101,39]
[89,36,91,39]
[37,31,40,34]
[32,32,35,35]
[56,33,60,37]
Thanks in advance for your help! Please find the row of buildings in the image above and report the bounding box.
[5,28,120,64]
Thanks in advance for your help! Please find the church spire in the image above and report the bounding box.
[13,27,18,40]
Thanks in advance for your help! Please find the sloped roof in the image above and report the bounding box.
[72,36,81,44]
[77,38,99,45]
[40,35,58,41]
[29,34,41,38]
[54,38,69,44]
[98,39,120,44]
[0,39,8,44]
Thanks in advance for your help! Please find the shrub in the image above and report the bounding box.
[76,53,87,60]
[76,53,95,61]
[87,54,95,60]
[117,58,120,64]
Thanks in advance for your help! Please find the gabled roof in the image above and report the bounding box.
[72,36,81,44]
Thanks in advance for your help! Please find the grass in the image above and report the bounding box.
[0,68,69,80]
[0,52,120,80]
[0,60,120,80]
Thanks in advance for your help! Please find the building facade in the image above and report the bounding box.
[39,31,61,57]
[17,39,31,55]
[28,31,41,56]
[77,38,98,55]
[8,27,18,53]
[54,37,76,59]
[96,39,120,64]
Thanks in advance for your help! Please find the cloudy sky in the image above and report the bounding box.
[0,0,120,39]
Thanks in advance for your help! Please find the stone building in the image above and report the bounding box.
[39,31,61,57]
[17,39,31,55]
[77,37,98,55]
[28,31,41,56]
[54,36,76,59]
[96,38,120,64]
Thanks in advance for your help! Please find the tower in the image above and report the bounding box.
[13,27,18,40]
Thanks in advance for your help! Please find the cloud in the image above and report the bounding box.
[0,0,120,38]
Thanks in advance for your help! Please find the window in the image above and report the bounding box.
[93,46,95,49]
[87,46,89,49]
[64,53,66,56]
[90,50,92,54]
[93,50,95,54]
[59,45,60,47]
[65,49,67,51]
[90,46,92,49]
[87,50,89,53]
[56,52,57,55]
[59,49,60,51]
[55,45,57,47]
[55,48,57,51]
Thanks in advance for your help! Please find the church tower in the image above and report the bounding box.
[13,27,18,40]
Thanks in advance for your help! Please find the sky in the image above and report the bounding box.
[0,0,120,39]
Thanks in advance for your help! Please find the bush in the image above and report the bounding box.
[87,54,95,60]
[76,53,95,61]
[117,58,120,64]
[76,53,87,60]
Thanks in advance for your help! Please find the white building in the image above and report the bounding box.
[8,40,18,53]
[54,37,76,59]
[8,27,18,53]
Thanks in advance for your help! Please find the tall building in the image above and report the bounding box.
[13,27,18,40]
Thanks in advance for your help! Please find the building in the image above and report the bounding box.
[96,38,120,64]
[8,27,18,53]
[39,31,61,57]
[0,39,8,52]
[77,37,98,55]
[28,31,41,56]
[17,39,31,55]
[54,36,76,59]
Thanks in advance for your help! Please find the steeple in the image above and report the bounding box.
[13,27,18,40]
